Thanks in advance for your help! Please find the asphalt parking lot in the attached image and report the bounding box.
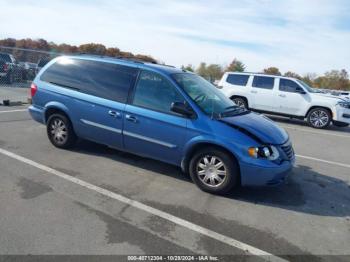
[0,102,349,261]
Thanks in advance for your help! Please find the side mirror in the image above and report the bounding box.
[171,102,195,118]
[296,87,306,94]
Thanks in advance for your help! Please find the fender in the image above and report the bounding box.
[44,101,70,123]
[181,134,242,173]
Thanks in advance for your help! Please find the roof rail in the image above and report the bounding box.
[115,56,145,64]
[76,53,148,64]
[159,63,175,68]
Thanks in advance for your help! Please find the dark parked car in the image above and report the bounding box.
[19,62,37,80]
[0,53,22,84]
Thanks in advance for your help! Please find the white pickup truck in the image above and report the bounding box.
[218,72,350,129]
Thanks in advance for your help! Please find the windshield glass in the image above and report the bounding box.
[297,80,319,93]
[0,54,11,63]
[172,73,245,117]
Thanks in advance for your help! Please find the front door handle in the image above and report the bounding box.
[125,114,138,123]
[279,94,286,98]
[251,90,258,94]
[108,110,121,118]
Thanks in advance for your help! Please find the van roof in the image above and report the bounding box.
[62,55,185,75]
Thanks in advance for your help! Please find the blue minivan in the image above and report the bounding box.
[29,56,295,194]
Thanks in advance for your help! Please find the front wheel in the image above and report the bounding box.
[189,148,239,194]
[47,114,77,149]
[307,108,331,129]
[232,97,248,109]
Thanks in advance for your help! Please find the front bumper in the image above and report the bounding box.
[333,106,350,124]
[240,158,294,186]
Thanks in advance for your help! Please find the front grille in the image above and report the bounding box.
[281,141,294,160]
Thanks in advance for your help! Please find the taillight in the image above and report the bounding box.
[3,64,8,71]
[30,83,37,97]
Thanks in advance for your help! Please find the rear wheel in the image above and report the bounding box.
[307,108,331,129]
[189,147,239,194]
[232,97,248,109]
[47,114,77,149]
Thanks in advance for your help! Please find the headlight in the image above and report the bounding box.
[337,101,350,109]
[248,145,280,161]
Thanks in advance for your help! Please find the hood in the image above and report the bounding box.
[311,93,347,102]
[220,112,289,145]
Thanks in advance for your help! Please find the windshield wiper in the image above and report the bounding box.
[216,106,248,119]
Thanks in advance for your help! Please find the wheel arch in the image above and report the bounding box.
[181,141,241,184]
[44,102,70,123]
[305,105,333,119]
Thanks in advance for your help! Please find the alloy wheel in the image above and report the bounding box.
[50,118,68,144]
[196,155,227,187]
[233,98,246,108]
[309,110,329,128]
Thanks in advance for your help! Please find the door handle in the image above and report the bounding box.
[108,110,121,118]
[125,114,138,123]
[251,90,257,94]
[279,94,286,98]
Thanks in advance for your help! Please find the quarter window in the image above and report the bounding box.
[279,79,302,93]
[41,58,138,103]
[252,76,275,89]
[132,71,184,114]
[226,74,249,86]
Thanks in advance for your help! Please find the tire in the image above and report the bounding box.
[232,97,248,109]
[333,121,349,127]
[189,147,239,194]
[307,107,331,129]
[47,113,77,149]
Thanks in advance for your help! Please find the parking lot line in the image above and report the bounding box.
[0,147,286,261]
[0,109,27,114]
[296,154,350,168]
[282,125,350,139]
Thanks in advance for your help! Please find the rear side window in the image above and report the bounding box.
[279,79,301,93]
[252,76,275,89]
[132,70,184,114]
[41,58,138,103]
[226,74,249,86]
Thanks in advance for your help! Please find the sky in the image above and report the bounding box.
[0,0,349,75]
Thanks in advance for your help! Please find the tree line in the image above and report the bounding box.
[0,38,348,90]
[0,38,157,64]
[182,61,350,91]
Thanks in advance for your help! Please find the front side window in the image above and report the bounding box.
[252,76,275,89]
[41,57,138,103]
[132,71,184,114]
[279,79,302,93]
[226,74,249,86]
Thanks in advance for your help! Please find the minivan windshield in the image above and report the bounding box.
[172,73,246,118]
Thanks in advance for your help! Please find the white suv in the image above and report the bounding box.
[218,72,350,129]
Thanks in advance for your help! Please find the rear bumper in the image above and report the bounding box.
[240,158,295,186]
[28,105,45,124]
[0,72,6,77]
